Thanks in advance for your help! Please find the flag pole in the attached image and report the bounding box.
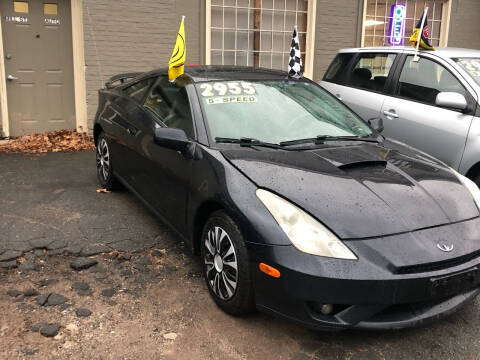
[413,7,428,62]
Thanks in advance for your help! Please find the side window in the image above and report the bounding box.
[323,53,354,85]
[123,79,153,103]
[397,56,467,106]
[143,77,194,138]
[346,53,396,93]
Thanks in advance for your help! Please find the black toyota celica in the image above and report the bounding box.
[94,66,480,330]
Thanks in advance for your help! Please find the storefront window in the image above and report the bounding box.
[210,0,308,70]
[363,0,448,47]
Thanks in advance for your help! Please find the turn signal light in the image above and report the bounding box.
[259,263,281,278]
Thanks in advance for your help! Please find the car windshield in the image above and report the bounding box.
[196,80,373,145]
[454,58,480,86]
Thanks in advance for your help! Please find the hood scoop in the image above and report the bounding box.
[312,144,391,168]
[337,160,387,171]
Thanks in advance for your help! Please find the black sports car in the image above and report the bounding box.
[94,66,480,330]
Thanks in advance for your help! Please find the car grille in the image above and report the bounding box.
[396,250,480,274]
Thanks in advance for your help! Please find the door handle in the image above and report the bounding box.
[7,75,18,81]
[335,93,342,101]
[383,110,399,118]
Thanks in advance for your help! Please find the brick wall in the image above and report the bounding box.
[448,0,480,49]
[311,0,363,81]
[82,0,202,131]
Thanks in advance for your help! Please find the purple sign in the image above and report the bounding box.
[389,4,406,45]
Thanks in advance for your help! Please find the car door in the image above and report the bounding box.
[107,78,154,177]
[321,52,398,121]
[130,75,196,232]
[380,54,477,169]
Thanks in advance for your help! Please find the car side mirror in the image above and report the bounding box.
[435,92,468,112]
[154,127,190,152]
[367,117,384,133]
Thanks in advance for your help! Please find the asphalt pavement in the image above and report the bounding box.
[0,151,174,267]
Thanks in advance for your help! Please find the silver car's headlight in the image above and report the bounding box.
[256,189,357,260]
[450,168,480,210]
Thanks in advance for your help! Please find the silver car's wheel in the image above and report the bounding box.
[96,138,110,181]
[204,226,238,300]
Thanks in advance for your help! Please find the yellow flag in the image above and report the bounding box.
[168,17,186,82]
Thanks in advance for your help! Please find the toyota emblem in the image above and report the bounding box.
[437,242,454,252]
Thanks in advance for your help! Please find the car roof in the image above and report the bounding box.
[338,46,480,59]
[139,65,289,82]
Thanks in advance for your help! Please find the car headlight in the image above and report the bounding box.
[450,168,480,210]
[256,189,357,260]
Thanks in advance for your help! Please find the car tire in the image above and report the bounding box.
[96,132,120,191]
[201,210,255,315]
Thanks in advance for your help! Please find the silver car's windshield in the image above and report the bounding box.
[196,80,373,144]
[454,58,480,86]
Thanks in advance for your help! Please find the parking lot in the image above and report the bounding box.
[1,151,480,360]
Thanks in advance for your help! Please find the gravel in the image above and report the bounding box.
[36,293,69,306]
[23,288,39,297]
[45,293,68,306]
[31,322,48,333]
[71,282,90,291]
[40,323,61,338]
[38,278,58,287]
[36,294,50,306]
[7,290,22,297]
[75,308,92,317]
[70,258,98,271]
[18,261,37,271]
[101,288,116,298]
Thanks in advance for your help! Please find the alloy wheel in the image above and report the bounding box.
[204,226,238,300]
[96,138,110,181]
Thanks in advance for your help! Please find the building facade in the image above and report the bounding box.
[0,0,479,137]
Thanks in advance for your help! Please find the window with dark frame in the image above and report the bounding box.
[348,53,397,92]
[397,56,467,106]
[363,0,448,47]
[124,79,154,104]
[143,77,194,138]
[210,0,308,70]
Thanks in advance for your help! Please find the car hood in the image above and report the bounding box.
[222,141,479,239]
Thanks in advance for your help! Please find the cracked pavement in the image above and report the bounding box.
[0,151,174,267]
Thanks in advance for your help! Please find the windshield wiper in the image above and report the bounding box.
[279,135,381,147]
[215,137,283,150]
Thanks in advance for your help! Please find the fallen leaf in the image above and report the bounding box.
[96,188,111,193]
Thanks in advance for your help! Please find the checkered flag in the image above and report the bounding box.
[288,26,303,79]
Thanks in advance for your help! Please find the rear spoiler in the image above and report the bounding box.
[104,72,143,89]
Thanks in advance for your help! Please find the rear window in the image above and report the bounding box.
[123,79,153,103]
[323,53,354,85]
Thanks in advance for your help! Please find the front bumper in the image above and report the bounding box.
[247,243,480,330]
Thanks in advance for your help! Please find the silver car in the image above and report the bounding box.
[320,47,480,185]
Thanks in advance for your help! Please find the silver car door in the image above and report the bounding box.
[381,54,476,169]
[322,52,398,122]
